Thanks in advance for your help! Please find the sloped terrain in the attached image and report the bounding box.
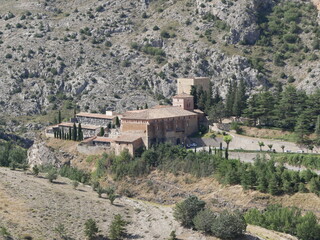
[0,167,303,240]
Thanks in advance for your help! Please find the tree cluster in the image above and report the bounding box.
[84,215,127,240]
[54,122,83,141]
[245,205,320,240]
[0,141,27,169]
[106,144,320,196]
[244,86,320,146]
[173,195,247,239]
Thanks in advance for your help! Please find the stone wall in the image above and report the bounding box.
[77,144,112,155]
[77,116,113,127]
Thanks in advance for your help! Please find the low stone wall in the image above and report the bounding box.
[77,144,112,155]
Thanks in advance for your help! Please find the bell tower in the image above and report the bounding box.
[172,93,194,111]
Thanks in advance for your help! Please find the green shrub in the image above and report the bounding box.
[193,209,216,234]
[211,210,247,239]
[46,169,58,183]
[173,195,205,228]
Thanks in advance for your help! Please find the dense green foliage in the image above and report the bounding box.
[245,0,320,75]
[245,205,320,240]
[59,165,91,183]
[173,195,205,228]
[0,141,27,168]
[40,164,91,184]
[174,196,246,239]
[107,144,320,196]
[207,83,320,146]
[210,210,247,239]
[275,154,320,170]
[244,86,320,145]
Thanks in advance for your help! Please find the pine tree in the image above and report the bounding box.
[268,174,279,195]
[257,175,268,193]
[109,214,128,240]
[225,81,235,117]
[314,115,320,146]
[144,103,148,109]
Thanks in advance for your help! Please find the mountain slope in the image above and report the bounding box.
[0,0,319,124]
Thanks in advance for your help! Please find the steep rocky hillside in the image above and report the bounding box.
[0,0,319,126]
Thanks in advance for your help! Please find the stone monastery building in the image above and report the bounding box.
[46,77,210,156]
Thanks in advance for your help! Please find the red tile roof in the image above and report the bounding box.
[122,106,197,120]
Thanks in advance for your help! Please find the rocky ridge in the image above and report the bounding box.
[0,0,265,120]
[0,0,319,127]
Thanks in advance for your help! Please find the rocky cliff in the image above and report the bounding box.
[0,0,319,128]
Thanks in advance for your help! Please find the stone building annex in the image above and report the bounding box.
[46,77,210,156]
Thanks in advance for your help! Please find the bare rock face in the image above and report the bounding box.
[0,0,272,121]
[196,0,275,44]
[27,142,60,167]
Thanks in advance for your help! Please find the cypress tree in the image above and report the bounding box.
[225,81,236,117]
[72,123,77,141]
[190,85,198,108]
[232,79,246,117]
[62,129,65,140]
[100,127,105,136]
[69,127,72,140]
[58,110,62,123]
[78,123,83,141]
[115,116,120,127]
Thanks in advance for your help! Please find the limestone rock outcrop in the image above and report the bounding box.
[27,142,60,167]
[196,0,275,44]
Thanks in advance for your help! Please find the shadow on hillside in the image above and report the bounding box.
[127,233,144,239]
[241,234,261,240]
[52,181,67,185]
[76,189,86,192]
